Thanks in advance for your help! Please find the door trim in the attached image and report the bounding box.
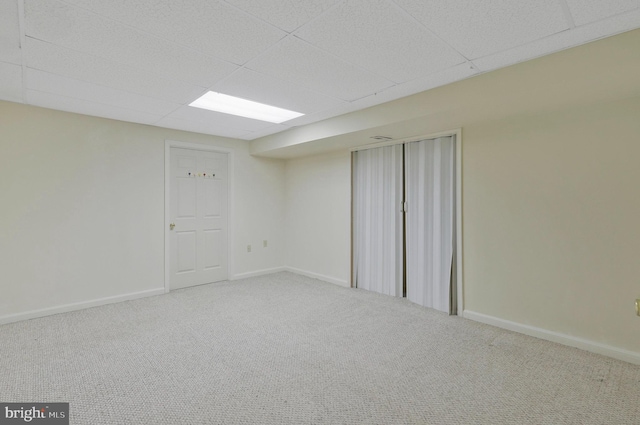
[164,140,234,293]
[349,129,464,316]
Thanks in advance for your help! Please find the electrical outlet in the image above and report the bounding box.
[247,245,251,253]
[636,299,640,316]
[263,240,268,248]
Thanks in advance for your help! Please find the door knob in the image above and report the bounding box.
[169,223,175,230]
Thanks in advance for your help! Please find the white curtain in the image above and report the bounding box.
[352,145,403,296]
[405,136,455,312]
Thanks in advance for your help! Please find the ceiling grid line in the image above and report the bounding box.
[152,103,197,126]
[291,0,469,85]
[289,34,397,93]
[558,0,577,28]
[471,6,640,72]
[204,33,293,90]
[37,0,357,125]
[184,31,353,127]
[220,0,348,35]
[286,0,348,34]
[593,5,640,25]
[388,0,472,62]
[227,2,399,92]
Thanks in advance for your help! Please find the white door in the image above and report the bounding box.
[405,137,455,313]
[352,145,404,297]
[170,147,228,290]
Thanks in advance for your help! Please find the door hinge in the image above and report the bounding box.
[401,201,407,213]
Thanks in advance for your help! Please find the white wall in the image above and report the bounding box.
[232,150,286,277]
[0,101,285,321]
[284,150,351,286]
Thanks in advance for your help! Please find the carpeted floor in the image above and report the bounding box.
[1,272,639,424]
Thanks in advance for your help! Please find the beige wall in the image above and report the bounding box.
[0,101,285,319]
[275,29,640,359]
[282,94,640,356]
[284,150,351,286]
[463,95,640,353]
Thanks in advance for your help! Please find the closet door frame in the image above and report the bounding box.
[350,129,464,316]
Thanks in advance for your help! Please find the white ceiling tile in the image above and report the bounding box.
[24,0,238,87]
[26,69,180,116]
[0,0,21,65]
[25,38,206,104]
[0,61,23,103]
[224,0,341,32]
[353,62,480,108]
[5,0,639,144]
[246,36,394,101]
[473,8,640,72]
[565,0,640,26]
[393,0,569,59]
[242,124,291,140]
[265,62,479,129]
[166,106,278,132]
[155,116,252,139]
[58,0,286,65]
[295,0,465,83]
[26,89,163,125]
[280,105,358,127]
[213,68,347,114]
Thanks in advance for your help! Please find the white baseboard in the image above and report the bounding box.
[229,266,349,288]
[0,288,165,325]
[284,266,350,288]
[230,267,285,281]
[464,310,640,365]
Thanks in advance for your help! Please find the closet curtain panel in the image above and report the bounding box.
[405,136,455,313]
[352,145,403,296]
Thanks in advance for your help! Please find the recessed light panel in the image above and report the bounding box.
[188,91,304,123]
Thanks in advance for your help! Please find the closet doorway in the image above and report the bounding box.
[351,132,463,315]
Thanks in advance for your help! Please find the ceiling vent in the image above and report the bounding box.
[370,136,393,141]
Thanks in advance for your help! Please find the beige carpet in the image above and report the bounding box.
[1,272,639,424]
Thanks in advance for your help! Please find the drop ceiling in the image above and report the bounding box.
[1,0,639,141]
